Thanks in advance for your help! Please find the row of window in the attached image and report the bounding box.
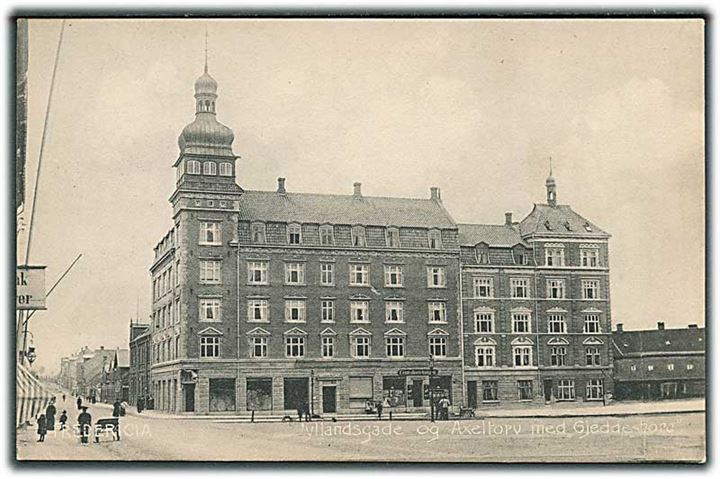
[472,245,601,268]
[477,378,604,401]
[248,222,444,249]
[152,260,180,300]
[246,261,448,288]
[474,345,604,368]
[472,309,603,334]
[154,335,180,363]
[199,334,448,359]
[185,160,233,177]
[630,363,695,372]
[153,296,181,329]
[471,276,603,300]
[201,297,450,324]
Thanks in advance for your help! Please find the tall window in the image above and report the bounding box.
[517,380,533,400]
[247,299,268,323]
[586,379,604,400]
[321,337,335,358]
[427,267,446,288]
[547,314,566,333]
[199,298,221,322]
[203,161,217,175]
[550,347,567,366]
[350,301,369,323]
[199,222,221,245]
[285,336,305,358]
[557,379,575,400]
[429,336,447,358]
[475,346,495,367]
[349,264,369,286]
[320,263,334,285]
[250,337,267,358]
[386,228,400,247]
[473,277,493,298]
[351,226,366,247]
[321,300,335,323]
[384,265,403,287]
[284,300,306,323]
[219,162,232,176]
[351,336,371,358]
[584,314,601,333]
[287,224,302,245]
[545,247,565,266]
[247,261,268,285]
[474,310,494,333]
[546,279,566,299]
[385,337,405,358]
[250,223,266,244]
[186,160,201,174]
[513,346,532,367]
[512,312,531,333]
[319,225,334,246]
[200,336,219,358]
[428,302,447,323]
[285,263,305,285]
[200,260,221,284]
[580,248,600,267]
[510,278,529,298]
[585,347,601,366]
[476,244,489,264]
[582,280,600,299]
[428,229,442,249]
[482,380,498,401]
[385,302,404,323]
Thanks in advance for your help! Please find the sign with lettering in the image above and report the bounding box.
[397,368,439,377]
[16,265,46,310]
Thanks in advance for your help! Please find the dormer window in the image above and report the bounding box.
[563,221,572,231]
[187,160,201,175]
[287,224,302,245]
[386,227,400,247]
[319,225,334,246]
[219,162,233,176]
[475,244,489,264]
[544,220,553,231]
[513,246,528,265]
[203,161,217,175]
[250,222,266,244]
[352,226,366,247]
[428,229,442,249]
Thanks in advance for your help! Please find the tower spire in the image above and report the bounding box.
[545,156,557,207]
[204,24,208,73]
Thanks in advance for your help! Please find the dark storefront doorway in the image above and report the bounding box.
[411,380,423,407]
[544,379,553,402]
[322,386,337,413]
[184,384,195,412]
[283,377,309,411]
[430,376,452,402]
[467,381,478,409]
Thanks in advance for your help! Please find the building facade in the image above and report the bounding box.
[144,62,613,415]
[129,321,152,407]
[612,322,705,400]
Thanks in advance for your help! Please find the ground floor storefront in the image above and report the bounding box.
[614,379,705,401]
[538,369,613,403]
[150,359,463,416]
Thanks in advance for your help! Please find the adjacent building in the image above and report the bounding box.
[129,321,152,407]
[612,322,705,400]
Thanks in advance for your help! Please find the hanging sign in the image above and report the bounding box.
[16,265,46,310]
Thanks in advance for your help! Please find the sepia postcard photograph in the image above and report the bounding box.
[12,13,706,464]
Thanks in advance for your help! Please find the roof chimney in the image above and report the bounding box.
[353,182,362,197]
[430,187,441,201]
[616,323,623,332]
[657,321,665,330]
[277,177,286,194]
[688,324,698,329]
[505,212,513,226]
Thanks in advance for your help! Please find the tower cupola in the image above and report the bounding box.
[546,159,557,207]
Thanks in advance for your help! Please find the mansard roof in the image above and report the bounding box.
[612,326,705,358]
[519,203,609,238]
[238,190,457,229]
[457,223,528,248]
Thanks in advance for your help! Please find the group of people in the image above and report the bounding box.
[36,393,125,444]
[433,397,451,421]
[295,401,312,421]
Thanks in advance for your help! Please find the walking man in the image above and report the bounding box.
[137,396,144,414]
[36,414,47,442]
[45,398,57,431]
[112,399,122,418]
[76,396,82,411]
[376,400,384,420]
[78,406,92,445]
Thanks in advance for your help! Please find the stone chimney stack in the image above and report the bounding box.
[353,182,362,197]
[505,212,513,226]
[430,187,441,201]
[277,177,286,194]
[616,323,623,332]
[657,322,665,330]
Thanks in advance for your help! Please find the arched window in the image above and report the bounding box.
[219,162,233,176]
[203,161,217,175]
[187,160,201,175]
[475,243,489,264]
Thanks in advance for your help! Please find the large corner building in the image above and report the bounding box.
[146,63,613,415]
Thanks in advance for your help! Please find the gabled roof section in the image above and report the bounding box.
[612,326,705,358]
[457,223,529,248]
[238,190,457,229]
[113,349,130,368]
[519,204,609,238]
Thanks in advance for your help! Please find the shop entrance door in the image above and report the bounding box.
[322,386,337,413]
[184,384,195,412]
[283,378,309,411]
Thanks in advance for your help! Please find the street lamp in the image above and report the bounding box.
[25,332,37,365]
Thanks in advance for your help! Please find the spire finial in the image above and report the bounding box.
[204,24,208,73]
[549,156,553,177]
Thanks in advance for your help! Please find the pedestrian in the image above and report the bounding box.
[45,398,57,431]
[76,396,82,411]
[137,396,144,414]
[36,414,47,442]
[77,406,92,445]
[296,401,303,422]
[112,399,122,418]
[59,410,68,430]
[439,397,450,420]
[303,401,311,422]
[376,400,384,420]
[62,393,66,403]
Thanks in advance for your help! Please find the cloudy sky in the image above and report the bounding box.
[21,18,704,373]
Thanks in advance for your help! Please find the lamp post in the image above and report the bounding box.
[428,354,436,422]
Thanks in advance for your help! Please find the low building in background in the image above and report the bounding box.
[612,322,705,400]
